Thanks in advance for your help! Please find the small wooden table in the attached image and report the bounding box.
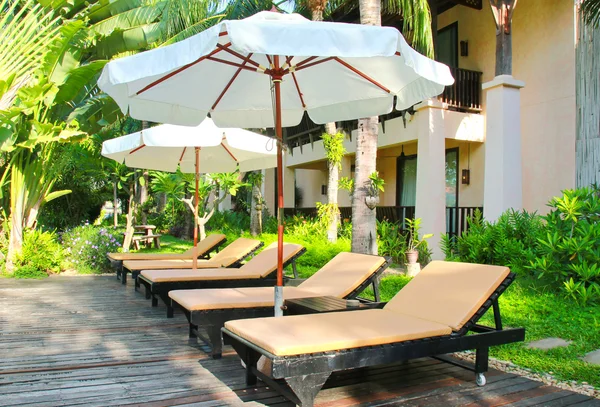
[284,296,380,315]
[132,225,161,250]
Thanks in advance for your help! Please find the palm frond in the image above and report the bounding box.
[0,0,62,95]
[381,0,433,57]
[581,0,600,28]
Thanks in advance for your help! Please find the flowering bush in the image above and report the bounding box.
[62,225,122,273]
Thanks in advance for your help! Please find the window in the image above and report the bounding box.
[437,22,458,68]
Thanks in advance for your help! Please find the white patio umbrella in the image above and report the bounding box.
[101,118,277,267]
[98,10,454,315]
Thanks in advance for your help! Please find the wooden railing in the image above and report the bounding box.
[440,67,483,113]
[283,205,482,237]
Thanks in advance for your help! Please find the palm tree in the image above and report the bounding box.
[351,0,432,254]
[577,0,600,187]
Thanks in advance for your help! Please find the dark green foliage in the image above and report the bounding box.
[443,187,600,305]
[441,209,542,272]
[13,265,48,279]
[527,186,600,305]
[62,225,122,273]
[377,219,407,263]
[207,211,251,236]
[14,230,63,277]
[377,219,432,265]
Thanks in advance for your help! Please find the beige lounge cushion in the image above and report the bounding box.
[297,252,386,298]
[384,261,510,331]
[224,309,452,356]
[169,286,320,311]
[241,242,304,277]
[123,237,261,270]
[108,233,225,262]
[140,268,263,282]
[139,242,304,283]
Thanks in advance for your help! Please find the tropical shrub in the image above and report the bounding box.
[377,219,407,263]
[62,225,122,274]
[527,187,600,305]
[13,229,63,277]
[441,209,543,272]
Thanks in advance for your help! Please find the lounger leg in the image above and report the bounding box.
[292,259,298,279]
[475,347,489,386]
[189,323,198,339]
[151,296,158,307]
[285,372,331,407]
[144,284,151,300]
[121,271,127,285]
[158,293,173,318]
[207,326,223,359]
[132,271,140,291]
[372,277,381,302]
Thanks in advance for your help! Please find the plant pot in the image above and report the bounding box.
[406,250,418,265]
[365,195,379,210]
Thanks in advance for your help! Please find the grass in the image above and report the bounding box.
[135,233,600,388]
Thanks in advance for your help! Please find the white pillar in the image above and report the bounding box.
[482,75,525,222]
[415,99,446,260]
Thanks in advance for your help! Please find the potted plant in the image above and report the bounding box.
[365,172,385,210]
[405,218,433,264]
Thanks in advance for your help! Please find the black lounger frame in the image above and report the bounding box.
[178,256,391,358]
[139,244,305,318]
[112,236,227,284]
[222,272,525,407]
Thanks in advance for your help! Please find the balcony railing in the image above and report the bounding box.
[284,67,483,150]
[440,67,483,113]
[283,205,482,238]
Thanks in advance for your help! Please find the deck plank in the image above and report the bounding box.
[0,275,597,407]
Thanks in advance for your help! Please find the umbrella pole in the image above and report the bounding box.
[193,147,200,270]
[273,56,284,317]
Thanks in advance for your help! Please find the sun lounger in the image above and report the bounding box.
[122,237,263,286]
[222,261,526,406]
[108,233,227,282]
[170,252,391,358]
[138,242,307,318]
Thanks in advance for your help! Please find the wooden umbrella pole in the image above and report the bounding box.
[193,147,200,270]
[273,55,285,317]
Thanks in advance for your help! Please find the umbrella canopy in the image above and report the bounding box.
[101,118,277,173]
[98,10,454,315]
[98,11,454,128]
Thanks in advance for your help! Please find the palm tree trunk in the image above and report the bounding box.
[576,6,600,187]
[250,182,263,236]
[352,0,381,255]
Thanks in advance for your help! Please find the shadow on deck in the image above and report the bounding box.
[0,276,597,407]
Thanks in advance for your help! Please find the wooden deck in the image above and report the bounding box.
[1,275,598,407]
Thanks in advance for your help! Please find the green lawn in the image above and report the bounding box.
[135,234,600,388]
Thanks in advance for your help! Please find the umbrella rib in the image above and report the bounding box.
[220,142,238,162]
[333,57,391,93]
[129,144,146,154]
[206,56,264,73]
[212,53,254,111]
[216,44,261,69]
[179,147,187,164]
[291,71,306,109]
[136,44,230,95]
[294,56,318,68]
[293,57,335,72]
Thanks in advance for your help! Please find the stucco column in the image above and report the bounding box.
[482,75,525,222]
[415,99,446,260]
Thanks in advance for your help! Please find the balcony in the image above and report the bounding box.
[284,66,483,151]
[440,67,483,113]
